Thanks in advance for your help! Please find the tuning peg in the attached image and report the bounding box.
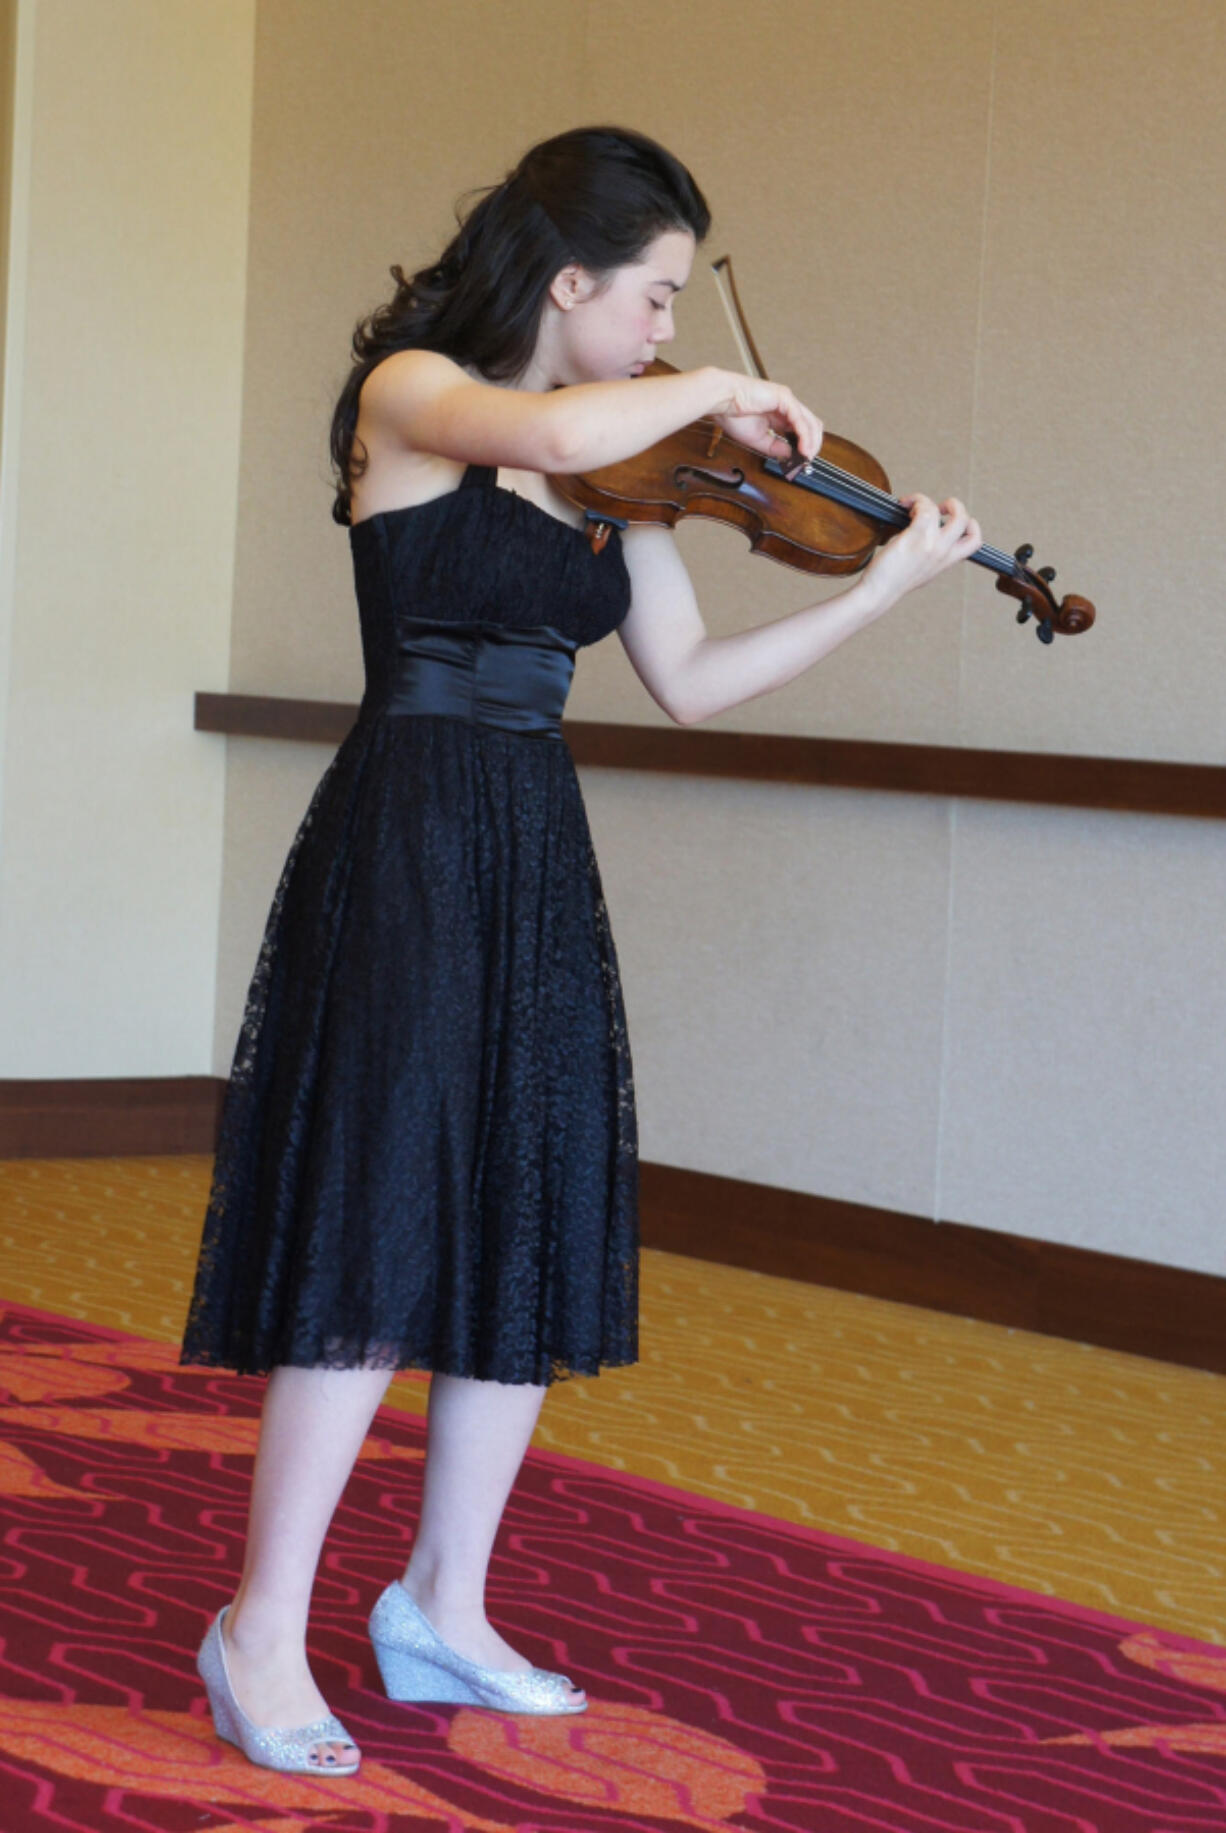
[1036,619,1054,645]
[1016,606,1032,624]
[1014,543,1034,566]
[1037,565,1057,583]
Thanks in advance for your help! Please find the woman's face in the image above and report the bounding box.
[549,227,696,385]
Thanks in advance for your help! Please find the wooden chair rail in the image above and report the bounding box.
[195,691,1226,819]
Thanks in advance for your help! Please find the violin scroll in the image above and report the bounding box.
[997,543,1097,644]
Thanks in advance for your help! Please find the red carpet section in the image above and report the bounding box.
[0,1300,1223,1832]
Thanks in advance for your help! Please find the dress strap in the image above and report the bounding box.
[459,462,496,490]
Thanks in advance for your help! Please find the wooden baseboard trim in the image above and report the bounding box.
[195,691,1226,820]
[638,1163,1224,1376]
[2,1078,1220,1373]
[0,1077,225,1158]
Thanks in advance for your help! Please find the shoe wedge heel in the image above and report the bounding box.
[368,1579,587,1715]
[372,1639,484,1704]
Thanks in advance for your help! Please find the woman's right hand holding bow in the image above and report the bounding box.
[708,369,824,466]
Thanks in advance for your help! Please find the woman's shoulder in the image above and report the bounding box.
[359,348,472,418]
[351,353,483,522]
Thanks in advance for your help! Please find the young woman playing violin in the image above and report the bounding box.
[181,123,981,1777]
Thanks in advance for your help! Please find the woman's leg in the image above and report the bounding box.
[400,1372,585,1704]
[222,1363,393,1760]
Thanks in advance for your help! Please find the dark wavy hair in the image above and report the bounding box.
[328,125,710,524]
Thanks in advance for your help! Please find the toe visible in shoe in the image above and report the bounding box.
[310,1738,360,1770]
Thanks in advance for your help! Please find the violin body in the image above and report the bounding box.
[552,361,892,577]
[550,359,1094,643]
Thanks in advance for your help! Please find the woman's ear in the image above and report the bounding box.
[548,264,598,312]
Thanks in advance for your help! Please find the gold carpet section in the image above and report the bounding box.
[1,1155,1221,1646]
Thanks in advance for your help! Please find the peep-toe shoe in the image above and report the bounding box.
[196,1607,361,1774]
[369,1579,587,1714]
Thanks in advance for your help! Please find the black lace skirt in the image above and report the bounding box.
[180,710,639,1383]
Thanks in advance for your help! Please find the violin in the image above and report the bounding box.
[550,259,1094,645]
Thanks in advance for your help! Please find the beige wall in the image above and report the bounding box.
[4,2,1222,1279]
[225,0,1226,766]
[0,0,255,1074]
[0,0,25,885]
[0,0,16,432]
[214,0,1226,1279]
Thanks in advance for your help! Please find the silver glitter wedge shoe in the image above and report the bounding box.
[196,1607,361,1774]
[368,1579,587,1715]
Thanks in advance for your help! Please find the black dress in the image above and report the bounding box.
[180,463,638,1384]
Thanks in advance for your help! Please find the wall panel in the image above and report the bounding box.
[206,0,1225,1275]
[0,0,255,1076]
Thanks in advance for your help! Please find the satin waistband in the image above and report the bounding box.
[384,618,577,737]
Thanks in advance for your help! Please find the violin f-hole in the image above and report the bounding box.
[674,462,747,493]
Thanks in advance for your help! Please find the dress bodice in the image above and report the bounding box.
[348,463,631,708]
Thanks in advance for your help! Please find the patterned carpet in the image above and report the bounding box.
[0,1155,1222,1646]
[2,1299,1224,1833]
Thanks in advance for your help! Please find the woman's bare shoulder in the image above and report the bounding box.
[351,354,480,520]
[360,349,474,421]
[356,348,560,478]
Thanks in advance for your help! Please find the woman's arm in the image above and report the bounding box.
[618,495,983,727]
[360,350,821,476]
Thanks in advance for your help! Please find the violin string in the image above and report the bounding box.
[793,456,1019,575]
[798,458,1017,569]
